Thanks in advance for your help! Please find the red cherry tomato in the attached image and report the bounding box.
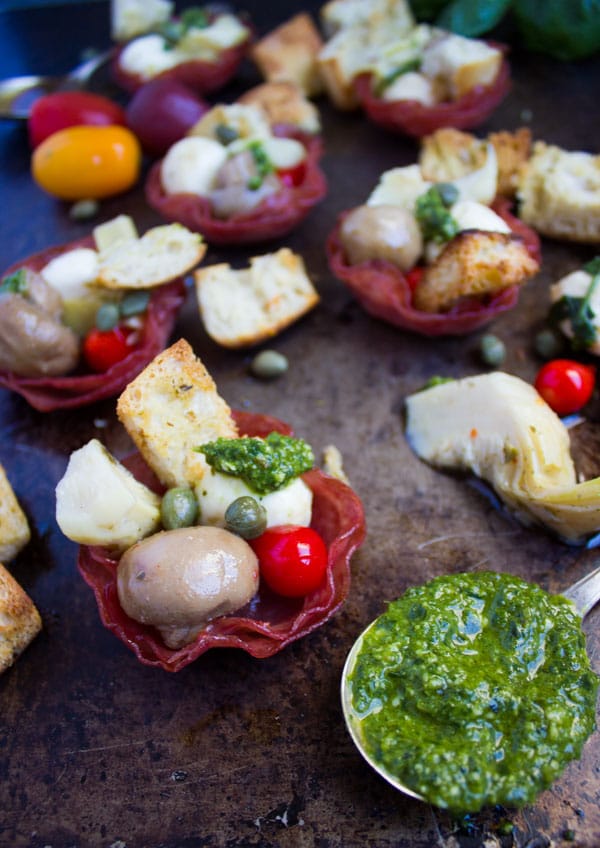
[125,78,208,156]
[28,91,126,149]
[82,326,135,373]
[250,525,328,598]
[534,359,595,416]
[405,266,424,293]
[277,161,307,188]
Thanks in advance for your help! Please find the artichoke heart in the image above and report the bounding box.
[405,371,600,543]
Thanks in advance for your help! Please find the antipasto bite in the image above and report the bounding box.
[316,0,510,134]
[0,464,41,675]
[405,370,600,544]
[327,127,540,336]
[55,339,365,671]
[111,1,251,95]
[0,216,203,411]
[146,101,327,244]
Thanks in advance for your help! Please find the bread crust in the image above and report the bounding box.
[0,563,41,674]
[0,464,30,564]
[117,339,238,488]
[251,13,324,96]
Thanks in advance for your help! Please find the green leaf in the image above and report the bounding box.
[407,0,449,21]
[436,0,512,37]
[513,0,600,60]
[0,268,28,295]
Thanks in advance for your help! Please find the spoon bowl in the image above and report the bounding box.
[0,49,114,119]
[340,565,600,805]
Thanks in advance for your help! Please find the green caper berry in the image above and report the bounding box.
[224,496,267,540]
[435,182,459,207]
[215,123,239,145]
[250,350,289,380]
[69,198,100,221]
[95,302,120,331]
[247,175,263,190]
[161,487,199,530]
[120,290,150,317]
[534,327,564,359]
[479,333,506,367]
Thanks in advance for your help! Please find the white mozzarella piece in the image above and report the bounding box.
[161,137,228,196]
[119,34,180,79]
[195,471,313,529]
[260,137,306,170]
[40,248,100,300]
[367,165,431,210]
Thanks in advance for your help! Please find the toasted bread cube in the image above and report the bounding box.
[317,26,367,110]
[238,82,321,134]
[195,248,320,349]
[117,339,238,488]
[420,128,486,181]
[0,563,41,674]
[251,13,324,97]
[488,128,532,199]
[414,230,539,313]
[97,223,206,290]
[0,465,30,564]
[518,141,600,243]
[321,0,414,36]
[421,33,502,99]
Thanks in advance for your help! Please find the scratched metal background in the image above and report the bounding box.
[0,2,599,846]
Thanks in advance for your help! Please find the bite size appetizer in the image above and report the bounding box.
[55,340,365,671]
[146,102,327,245]
[405,371,600,544]
[0,216,203,411]
[316,0,510,135]
[327,127,540,336]
[111,2,251,95]
[0,464,41,674]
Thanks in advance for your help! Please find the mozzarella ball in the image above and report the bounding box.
[161,136,228,196]
[339,204,423,270]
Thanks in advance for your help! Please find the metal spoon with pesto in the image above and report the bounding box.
[340,567,600,810]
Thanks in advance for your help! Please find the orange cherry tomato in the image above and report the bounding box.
[31,125,141,200]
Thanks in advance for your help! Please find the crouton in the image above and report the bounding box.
[517,141,600,243]
[414,230,539,313]
[0,563,41,674]
[251,13,324,97]
[317,26,366,109]
[195,248,320,349]
[421,32,502,100]
[117,339,238,488]
[320,0,414,37]
[419,128,487,182]
[488,128,532,198]
[0,465,30,564]
[97,223,206,290]
[238,82,321,134]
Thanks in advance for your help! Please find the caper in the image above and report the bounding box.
[120,290,151,317]
[69,198,99,221]
[95,302,120,331]
[534,327,564,359]
[479,333,506,367]
[224,496,267,540]
[250,349,289,380]
[161,487,199,530]
[436,182,459,207]
[215,123,239,145]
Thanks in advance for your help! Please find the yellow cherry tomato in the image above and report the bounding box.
[31,125,141,200]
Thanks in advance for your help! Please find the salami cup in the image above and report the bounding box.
[77,411,366,672]
[0,233,190,412]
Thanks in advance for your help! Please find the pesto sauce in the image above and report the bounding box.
[197,432,314,495]
[349,572,598,814]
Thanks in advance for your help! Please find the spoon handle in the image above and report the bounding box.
[562,564,600,619]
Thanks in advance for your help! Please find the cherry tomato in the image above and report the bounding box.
[82,326,135,373]
[28,91,126,149]
[31,125,141,200]
[125,78,208,156]
[250,525,328,598]
[534,359,595,416]
[277,161,307,188]
[405,266,424,293]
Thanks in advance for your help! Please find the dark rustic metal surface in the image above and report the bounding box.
[1,3,599,846]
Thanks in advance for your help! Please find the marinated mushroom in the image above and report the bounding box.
[117,525,259,648]
[0,291,79,377]
[338,204,423,270]
[210,150,280,219]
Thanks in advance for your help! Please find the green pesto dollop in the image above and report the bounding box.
[348,571,598,815]
[197,432,314,495]
[415,184,459,244]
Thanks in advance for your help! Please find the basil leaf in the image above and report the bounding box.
[407,0,449,20]
[513,0,600,60]
[436,0,512,37]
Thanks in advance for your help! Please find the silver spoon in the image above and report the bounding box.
[0,49,114,120]
[340,565,600,803]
